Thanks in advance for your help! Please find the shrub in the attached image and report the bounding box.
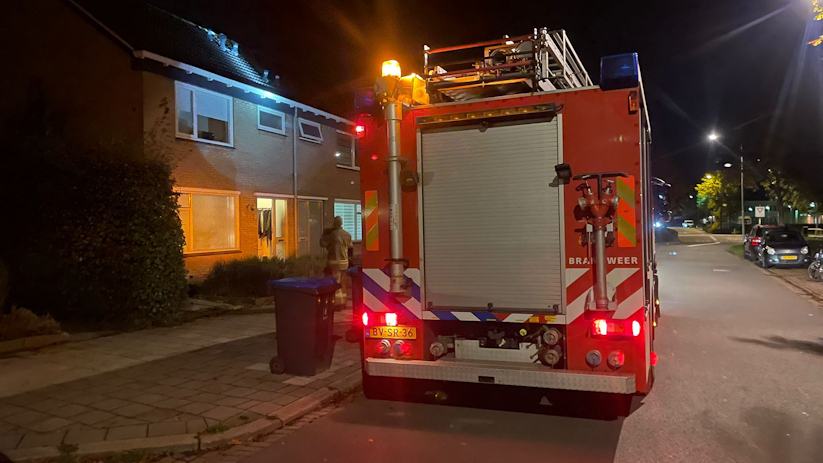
[200,255,327,297]
[0,106,187,328]
[0,307,62,342]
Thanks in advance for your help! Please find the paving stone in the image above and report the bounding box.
[42,388,85,401]
[0,404,25,419]
[201,406,243,421]
[106,424,147,441]
[166,388,200,399]
[134,408,181,423]
[18,430,66,448]
[148,421,187,437]
[179,381,206,390]
[198,383,235,394]
[4,394,49,408]
[235,400,262,410]
[185,418,208,434]
[302,380,331,390]
[189,372,219,381]
[214,375,243,385]
[244,363,270,372]
[176,402,216,415]
[0,433,24,451]
[282,377,316,386]
[154,398,191,410]
[253,382,288,392]
[112,403,155,418]
[63,427,108,445]
[73,409,116,425]
[290,388,316,398]
[102,376,134,387]
[90,398,131,411]
[191,392,223,403]
[157,377,189,387]
[271,395,299,406]
[88,384,122,395]
[247,402,282,415]
[67,393,108,406]
[230,378,263,388]
[50,404,91,418]
[98,416,148,428]
[4,410,50,427]
[107,389,144,400]
[132,393,167,405]
[246,391,283,402]
[222,387,257,398]
[25,416,73,433]
[29,398,69,413]
[146,385,178,395]
[277,385,300,394]
[223,412,261,428]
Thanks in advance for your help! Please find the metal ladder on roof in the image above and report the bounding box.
[535,27,593,91]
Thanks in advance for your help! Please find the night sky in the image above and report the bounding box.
[150,0,823,199]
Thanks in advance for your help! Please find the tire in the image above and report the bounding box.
[269,357,286,375]
[759,255,770,269]
[808,262,823,281]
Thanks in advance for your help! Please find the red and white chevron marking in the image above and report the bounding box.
[565,266,644,322]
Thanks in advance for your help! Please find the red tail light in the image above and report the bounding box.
[355,123,366,138]
[751,237,762,246]
[592,318,641,337]
[385,313,398,327]
[361,312,369,326]
[650,351,658,366]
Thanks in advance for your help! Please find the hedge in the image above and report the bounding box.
[200,255,327,298]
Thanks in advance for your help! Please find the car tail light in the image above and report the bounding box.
[385,313,398,327]
[361,312,369,326]
[751,237,762,246]
[592,319,641,337]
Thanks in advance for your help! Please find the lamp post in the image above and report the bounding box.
[708,133,745,240]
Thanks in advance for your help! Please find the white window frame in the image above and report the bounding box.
[298,118,324,144]
[334,199,362,242]
[335,130,359,170]
[257,106,286,135]
[175,81,234,147]
[175,187,241,255]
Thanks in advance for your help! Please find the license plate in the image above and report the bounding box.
[781,255,798,260]
[366,326,417,339]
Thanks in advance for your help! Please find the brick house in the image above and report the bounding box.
[4,0,362,278]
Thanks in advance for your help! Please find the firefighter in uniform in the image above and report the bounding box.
[321,216,353,308]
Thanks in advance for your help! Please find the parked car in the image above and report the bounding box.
[743,224,786,261]
[756,230,811,268]
[682,220,695,228]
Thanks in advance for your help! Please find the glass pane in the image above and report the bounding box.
[177,193,191,208]
[354,139,360,167]
[356,204,362,240]
[192,194,236,251]
[336,134,353,166]
[274,199,287,238]
[176,87,194,135]
[196,90,229,121]
[334,203,356,238]
[309,201,324,255]
[178,210,190,250]
[300,121,322,140]
[197,115,229,143]
[298,200,310,256]
[260,110,283,132]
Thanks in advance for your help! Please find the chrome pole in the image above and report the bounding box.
[385,100,405,293]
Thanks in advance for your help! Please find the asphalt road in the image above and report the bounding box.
[243,244,823,463]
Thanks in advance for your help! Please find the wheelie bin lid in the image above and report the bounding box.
[345,266,361,276]
[268,277,340,295]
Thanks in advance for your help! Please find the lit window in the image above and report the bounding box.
[336,130,358,169]
[175,82,234,146]
[298,118,323,143]
[334,202,362,241]
[177,191,239,252]
[258,106,286,135]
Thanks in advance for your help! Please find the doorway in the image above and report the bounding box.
[257,197,289,259]
[298,199,324,256]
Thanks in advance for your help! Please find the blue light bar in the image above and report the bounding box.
[600,53,640,91]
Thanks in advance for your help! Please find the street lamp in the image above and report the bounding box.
[708,132,745,240]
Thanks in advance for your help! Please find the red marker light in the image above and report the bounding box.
[355,122,366,138]
[370,154,378,161]
[650,351,658,366]
[593,319,608,336]
[385,313,398,327]
[632,320,641,337]
[361,312,369,326]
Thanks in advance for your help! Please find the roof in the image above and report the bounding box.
[70,0,272,89]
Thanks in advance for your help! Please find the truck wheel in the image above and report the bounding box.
[269,357,286,375]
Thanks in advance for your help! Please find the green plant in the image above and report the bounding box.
[0,307,62,342]
[201,422,231,434]
[200,255,327,297]
[728,244,745,258]
[57,443,79,463]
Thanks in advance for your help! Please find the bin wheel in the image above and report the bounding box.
[269,357,286,375]
[345,329,359,343]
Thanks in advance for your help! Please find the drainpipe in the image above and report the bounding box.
[385,100,406,294]
[293,107,299,255]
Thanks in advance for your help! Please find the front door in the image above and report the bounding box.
[298,199,324,256]
[257,197,290,259]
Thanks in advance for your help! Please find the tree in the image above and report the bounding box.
[810,0,823,46]
[695,171,756,228]
[761,168,810,224]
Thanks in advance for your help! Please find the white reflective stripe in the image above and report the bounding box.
[607,267,640,288]
[503,313,533,323]
[423,312,440,320]
[566,291,589,323]
[615,288,645,319]
[363,288,387,313]
[404,268,422,286]
[363,269,391,290]
[565,268,589,287]
[402,297,422,318]
[452,312,480,322]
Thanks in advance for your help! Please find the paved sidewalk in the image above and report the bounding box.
[0,310,361,460]
[766,267,823,305]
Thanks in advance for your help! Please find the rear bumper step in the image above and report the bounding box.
[366,358,636,394]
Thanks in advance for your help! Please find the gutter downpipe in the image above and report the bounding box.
[293,107,299,255]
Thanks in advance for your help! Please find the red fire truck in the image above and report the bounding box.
[355,28,659,400]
